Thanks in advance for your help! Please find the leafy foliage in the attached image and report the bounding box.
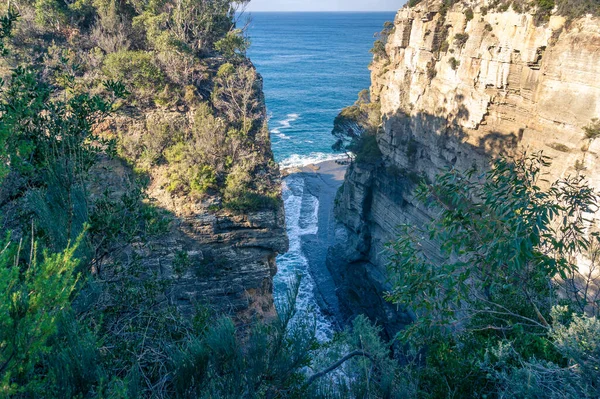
[386,153,600,397]
[0,236,82,396]
[486,0,600,21]
[102,51,165,103]
[332,90,382,165]
[370,21,395,59]
[584,118,600,140]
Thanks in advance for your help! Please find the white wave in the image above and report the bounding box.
[279,152,349,169]
[275,175,333,342]
[271,113,300,137]
[278,133,291,140]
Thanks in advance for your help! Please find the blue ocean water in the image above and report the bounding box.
[247,12,396,167]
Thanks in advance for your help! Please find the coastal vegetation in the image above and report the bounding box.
[331,90,382,164]
[387,153,600,397]
[405,0,600,21]
[0,5,400,398]
[2,0,600,397]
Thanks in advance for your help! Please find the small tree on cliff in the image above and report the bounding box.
[332,90,383,164]
[387,152,600,397]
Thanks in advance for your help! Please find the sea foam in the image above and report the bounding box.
[279,152,349,169]
[275,175,334,342]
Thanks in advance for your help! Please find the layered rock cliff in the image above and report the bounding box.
[0,0,289,325]
[328,0,600,336]
[91,77,288,324]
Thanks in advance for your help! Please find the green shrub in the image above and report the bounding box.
[555,0,600,19]
[223,191,281,212]
[370,40,387,59]
[0,236,82,396]
[217,62,236,78]
[584,118,600,139]
[164,143,217,196]
[214,29,249,59]
[103,50,165,98]
[454,33,469,48]
[465,8,474,21]
[449,56,460,70]
[387,153,600,397]
[439,40,450,53]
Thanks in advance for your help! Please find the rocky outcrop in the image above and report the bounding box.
[129,204,287,323]
[328,0,600,336]
[92,73,288,324]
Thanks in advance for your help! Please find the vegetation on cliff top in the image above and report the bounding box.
[0,4,303,398]
[332,89,383,165]
[406,0,600,21]
[1,0,280,214]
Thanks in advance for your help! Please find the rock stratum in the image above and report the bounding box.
[328,0,600,337]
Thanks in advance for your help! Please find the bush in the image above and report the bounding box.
[454,33,469,48]
[584,118,600,140]
[370,39,387,59]
[0,236,82,396]
[439,39,450,53]
[223,191,281,212]
[103,50,165,100]
[212,63,261,134]
[465,8,474,21]
[164,142,217,196]
[214,29,249,59]
[387,153,600,397]
[449,56,460,70]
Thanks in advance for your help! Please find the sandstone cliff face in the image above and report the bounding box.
[328,1,600,335]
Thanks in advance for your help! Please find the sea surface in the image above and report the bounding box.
[247,12,395,167]
[246,12,396,339]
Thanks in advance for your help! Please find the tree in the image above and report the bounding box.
[386,153,600,396]
[212,62,261,135]
[0,235,82,396]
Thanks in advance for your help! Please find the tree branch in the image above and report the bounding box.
[306,350,374,387]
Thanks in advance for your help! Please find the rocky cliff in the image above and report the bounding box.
[328,0,600,336]
[0,0,289,325]
[92,80,289,325]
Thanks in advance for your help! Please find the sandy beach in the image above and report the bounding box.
[282,159,349,326]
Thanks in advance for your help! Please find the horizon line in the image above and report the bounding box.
[244,10,399,13]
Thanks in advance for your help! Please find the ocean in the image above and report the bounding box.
[246,12,396,339]
[246,12,396,167]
